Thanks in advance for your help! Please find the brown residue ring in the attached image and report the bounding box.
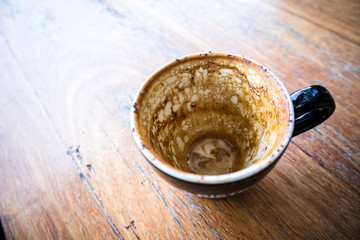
[133,103,138,114]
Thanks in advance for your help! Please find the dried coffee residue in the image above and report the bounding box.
[185,134,244,175]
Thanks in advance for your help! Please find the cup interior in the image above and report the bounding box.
[133,53,291,176]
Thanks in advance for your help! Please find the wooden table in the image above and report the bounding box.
[1,0,359,239]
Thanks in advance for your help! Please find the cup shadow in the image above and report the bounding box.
[185,178,304,238]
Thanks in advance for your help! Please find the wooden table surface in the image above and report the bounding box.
[1,0,359,239]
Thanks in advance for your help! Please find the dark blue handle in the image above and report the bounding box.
[290,85,336,137]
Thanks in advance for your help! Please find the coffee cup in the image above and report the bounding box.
[130,52,335,198]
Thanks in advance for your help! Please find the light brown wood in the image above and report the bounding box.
[0,0,359,239]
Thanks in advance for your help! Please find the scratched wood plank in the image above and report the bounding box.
[0,0,359,239]
[0,38,120,239]
[263,0,360,45]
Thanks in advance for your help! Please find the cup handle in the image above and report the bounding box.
[290,85,336,137]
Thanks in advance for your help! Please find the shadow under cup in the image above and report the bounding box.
[132,53,293,197]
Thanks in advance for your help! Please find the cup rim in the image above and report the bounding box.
[130,52,294,184]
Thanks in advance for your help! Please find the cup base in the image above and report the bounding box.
[185,187,250,198]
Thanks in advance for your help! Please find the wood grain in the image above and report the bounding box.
[0,0,359,239]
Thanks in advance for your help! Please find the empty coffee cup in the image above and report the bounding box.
[130,52,335,198]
